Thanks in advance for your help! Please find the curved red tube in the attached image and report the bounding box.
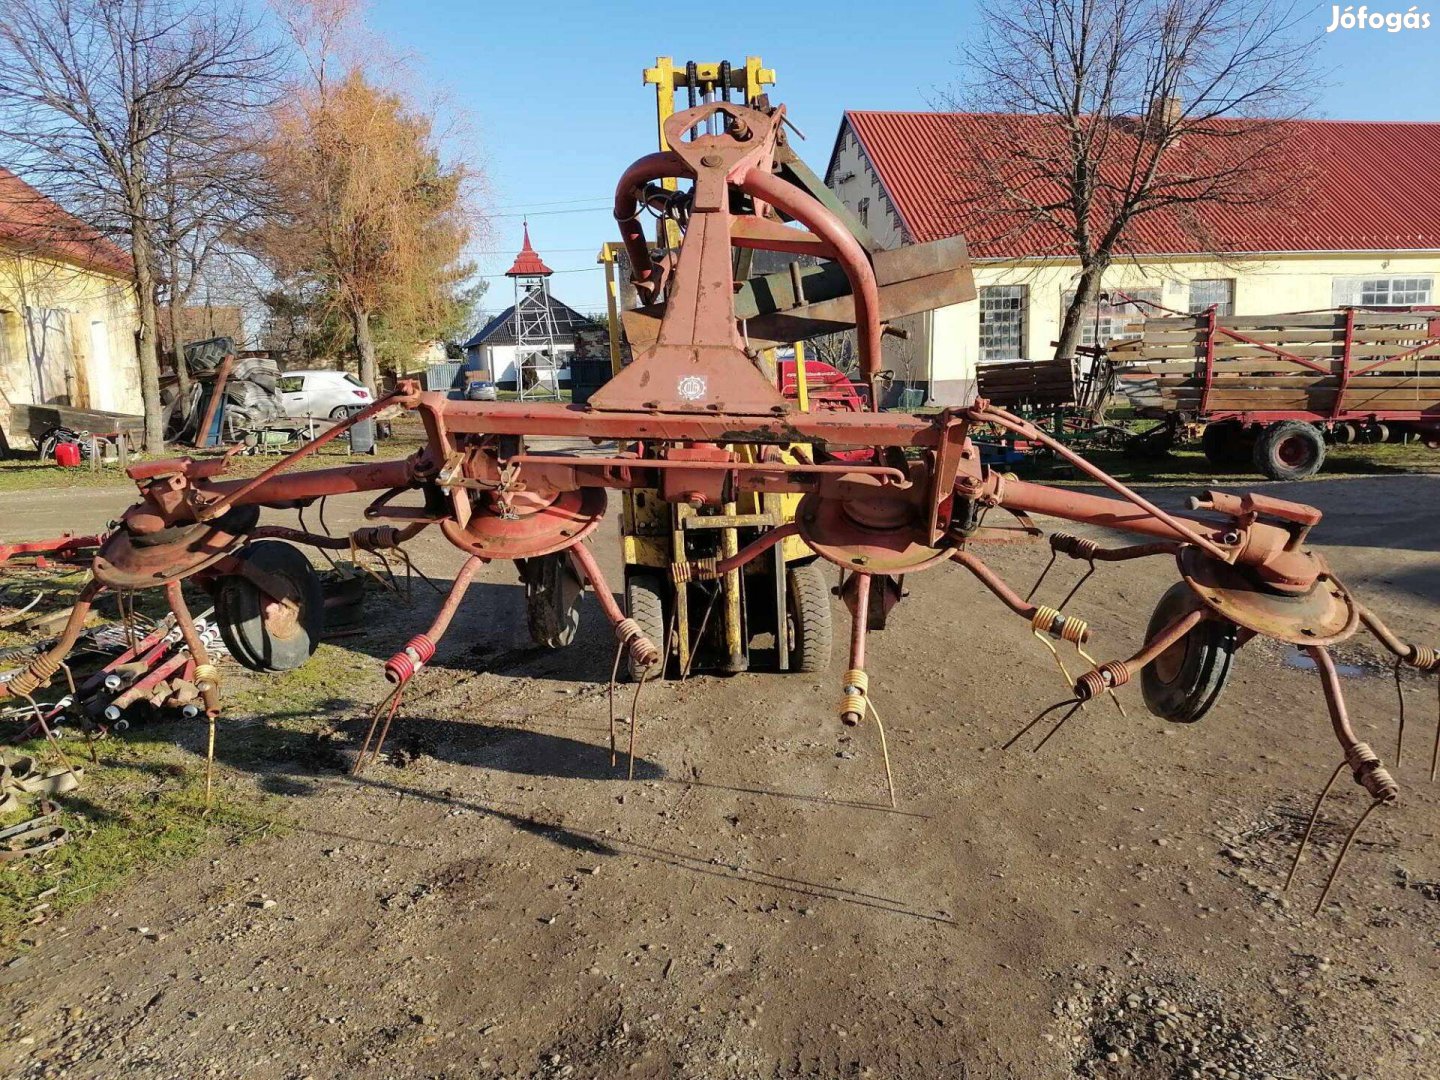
[613,150,692,303]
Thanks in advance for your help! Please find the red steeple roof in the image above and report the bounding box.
[504,223,553,277]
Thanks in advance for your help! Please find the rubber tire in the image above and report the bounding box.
[523,552,582,649]
[216,541,324,672]
[329,406,351,420]
[623,571,668,682]
[1139,582,1238,724]
[1200,422,1249,468]
[1333,422,1358,445]
[786,561,833,674]
[1252,421,1326,480]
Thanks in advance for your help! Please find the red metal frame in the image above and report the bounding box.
[1,96,1432,865]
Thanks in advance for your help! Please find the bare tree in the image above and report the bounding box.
[0,0,280,449]
[948,0,1318,361]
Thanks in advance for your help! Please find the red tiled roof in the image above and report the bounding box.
[837,111,1440,259]
[0,167,134,278]
[504,223,553,277]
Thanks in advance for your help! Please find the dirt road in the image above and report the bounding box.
[3,474,1439,1079]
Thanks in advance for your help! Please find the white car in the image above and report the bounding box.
[277,369,373,420]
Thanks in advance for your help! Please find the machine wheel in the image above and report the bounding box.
[1332,422,1359,444]
[786,561,833,674]
[1200,421,1249,468]
[215,541,324,672]
[1252,421,1326,480]
[523,552,582,649]
[329,405,352,421]
[1140,582,1237,724]
[624,571,668,682]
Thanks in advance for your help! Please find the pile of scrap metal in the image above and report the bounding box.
[0,97,1434,913]
[163,337,284,446]
[1,530,234,830]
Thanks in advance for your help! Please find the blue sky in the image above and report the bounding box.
[365,0,1440,319]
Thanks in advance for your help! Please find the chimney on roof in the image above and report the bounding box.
[1145,95,1183,138]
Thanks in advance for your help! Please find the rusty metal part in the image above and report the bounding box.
[0,581,103,699]
[1072,608,1208,702]
[798,493,950,574]
[440,489,606,561]
[675,522,798,582]
[93,518,251,590]
[1178,547,1356,646]
[840,575,870,726]
[0,533,105,568]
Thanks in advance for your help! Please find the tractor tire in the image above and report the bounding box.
[1252,421,1326,481]
[1139,582,1238,724]
[1200,421,1249,468]
[786,561,833,674]
[216,540,324,672]
[623,571,668,682]
[523,552,582,649]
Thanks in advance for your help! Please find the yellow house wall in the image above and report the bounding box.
[926,251,1440,402]
[0,249,141,435]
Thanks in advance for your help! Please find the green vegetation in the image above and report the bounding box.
[1,726,282,949]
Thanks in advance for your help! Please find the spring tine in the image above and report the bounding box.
[680,585,721,682]
[1025,551,1057,603]
[1393,659,1405,768]
[1431,677,1439,784]
[1059,562,1096,611]
[607,638,624,767]
[865,697,898,809]
[1078,645,1127,719]
[368,687,406,771]
[1284,760,1346,892]
[1003,698,1079,751]
[627,668,649,781]
[1032,700,1084,753]
[204,709,217,814]
[352,685,401,775]
[1034,631,1087,711]
[1313,796,1386,915]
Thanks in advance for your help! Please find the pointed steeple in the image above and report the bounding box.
[504,221,554,277]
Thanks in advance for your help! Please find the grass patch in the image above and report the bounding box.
[1,725,284,950]
[1007,440,1440,486]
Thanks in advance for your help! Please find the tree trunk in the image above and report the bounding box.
[129,224,166,453]
[353,307,377,393]
[168,295,191,400]
[167,250,191,401]
[1053,261,1107,363]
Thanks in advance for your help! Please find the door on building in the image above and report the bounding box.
[24,307,75,405]
[87,319,116,411]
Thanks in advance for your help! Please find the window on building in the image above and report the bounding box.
[1332,276,1434,307]
[978,285,1027,362]
[1061,288,1161,347]
[857,197,869,226]
[1188,278,1235,315]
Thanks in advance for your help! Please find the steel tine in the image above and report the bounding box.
[1284,760,1346,892]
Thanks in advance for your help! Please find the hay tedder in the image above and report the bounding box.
[4,92,1438,912]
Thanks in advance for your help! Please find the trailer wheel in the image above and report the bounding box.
[522,552,582,649]
[216,541,324,672]
[1253,421,1326,480]
[1200,421,1249,467]
[1140,583,1237,724]
[623,571,668,682]
[786,561,833,674]
[1333,422,1359,444]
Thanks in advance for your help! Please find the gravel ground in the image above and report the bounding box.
[2,473,1439,1079]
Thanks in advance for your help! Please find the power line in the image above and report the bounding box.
[487,205,610,219]
[488,195,612,212]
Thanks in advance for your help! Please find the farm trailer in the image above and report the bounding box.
[1115,308,1440,479]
